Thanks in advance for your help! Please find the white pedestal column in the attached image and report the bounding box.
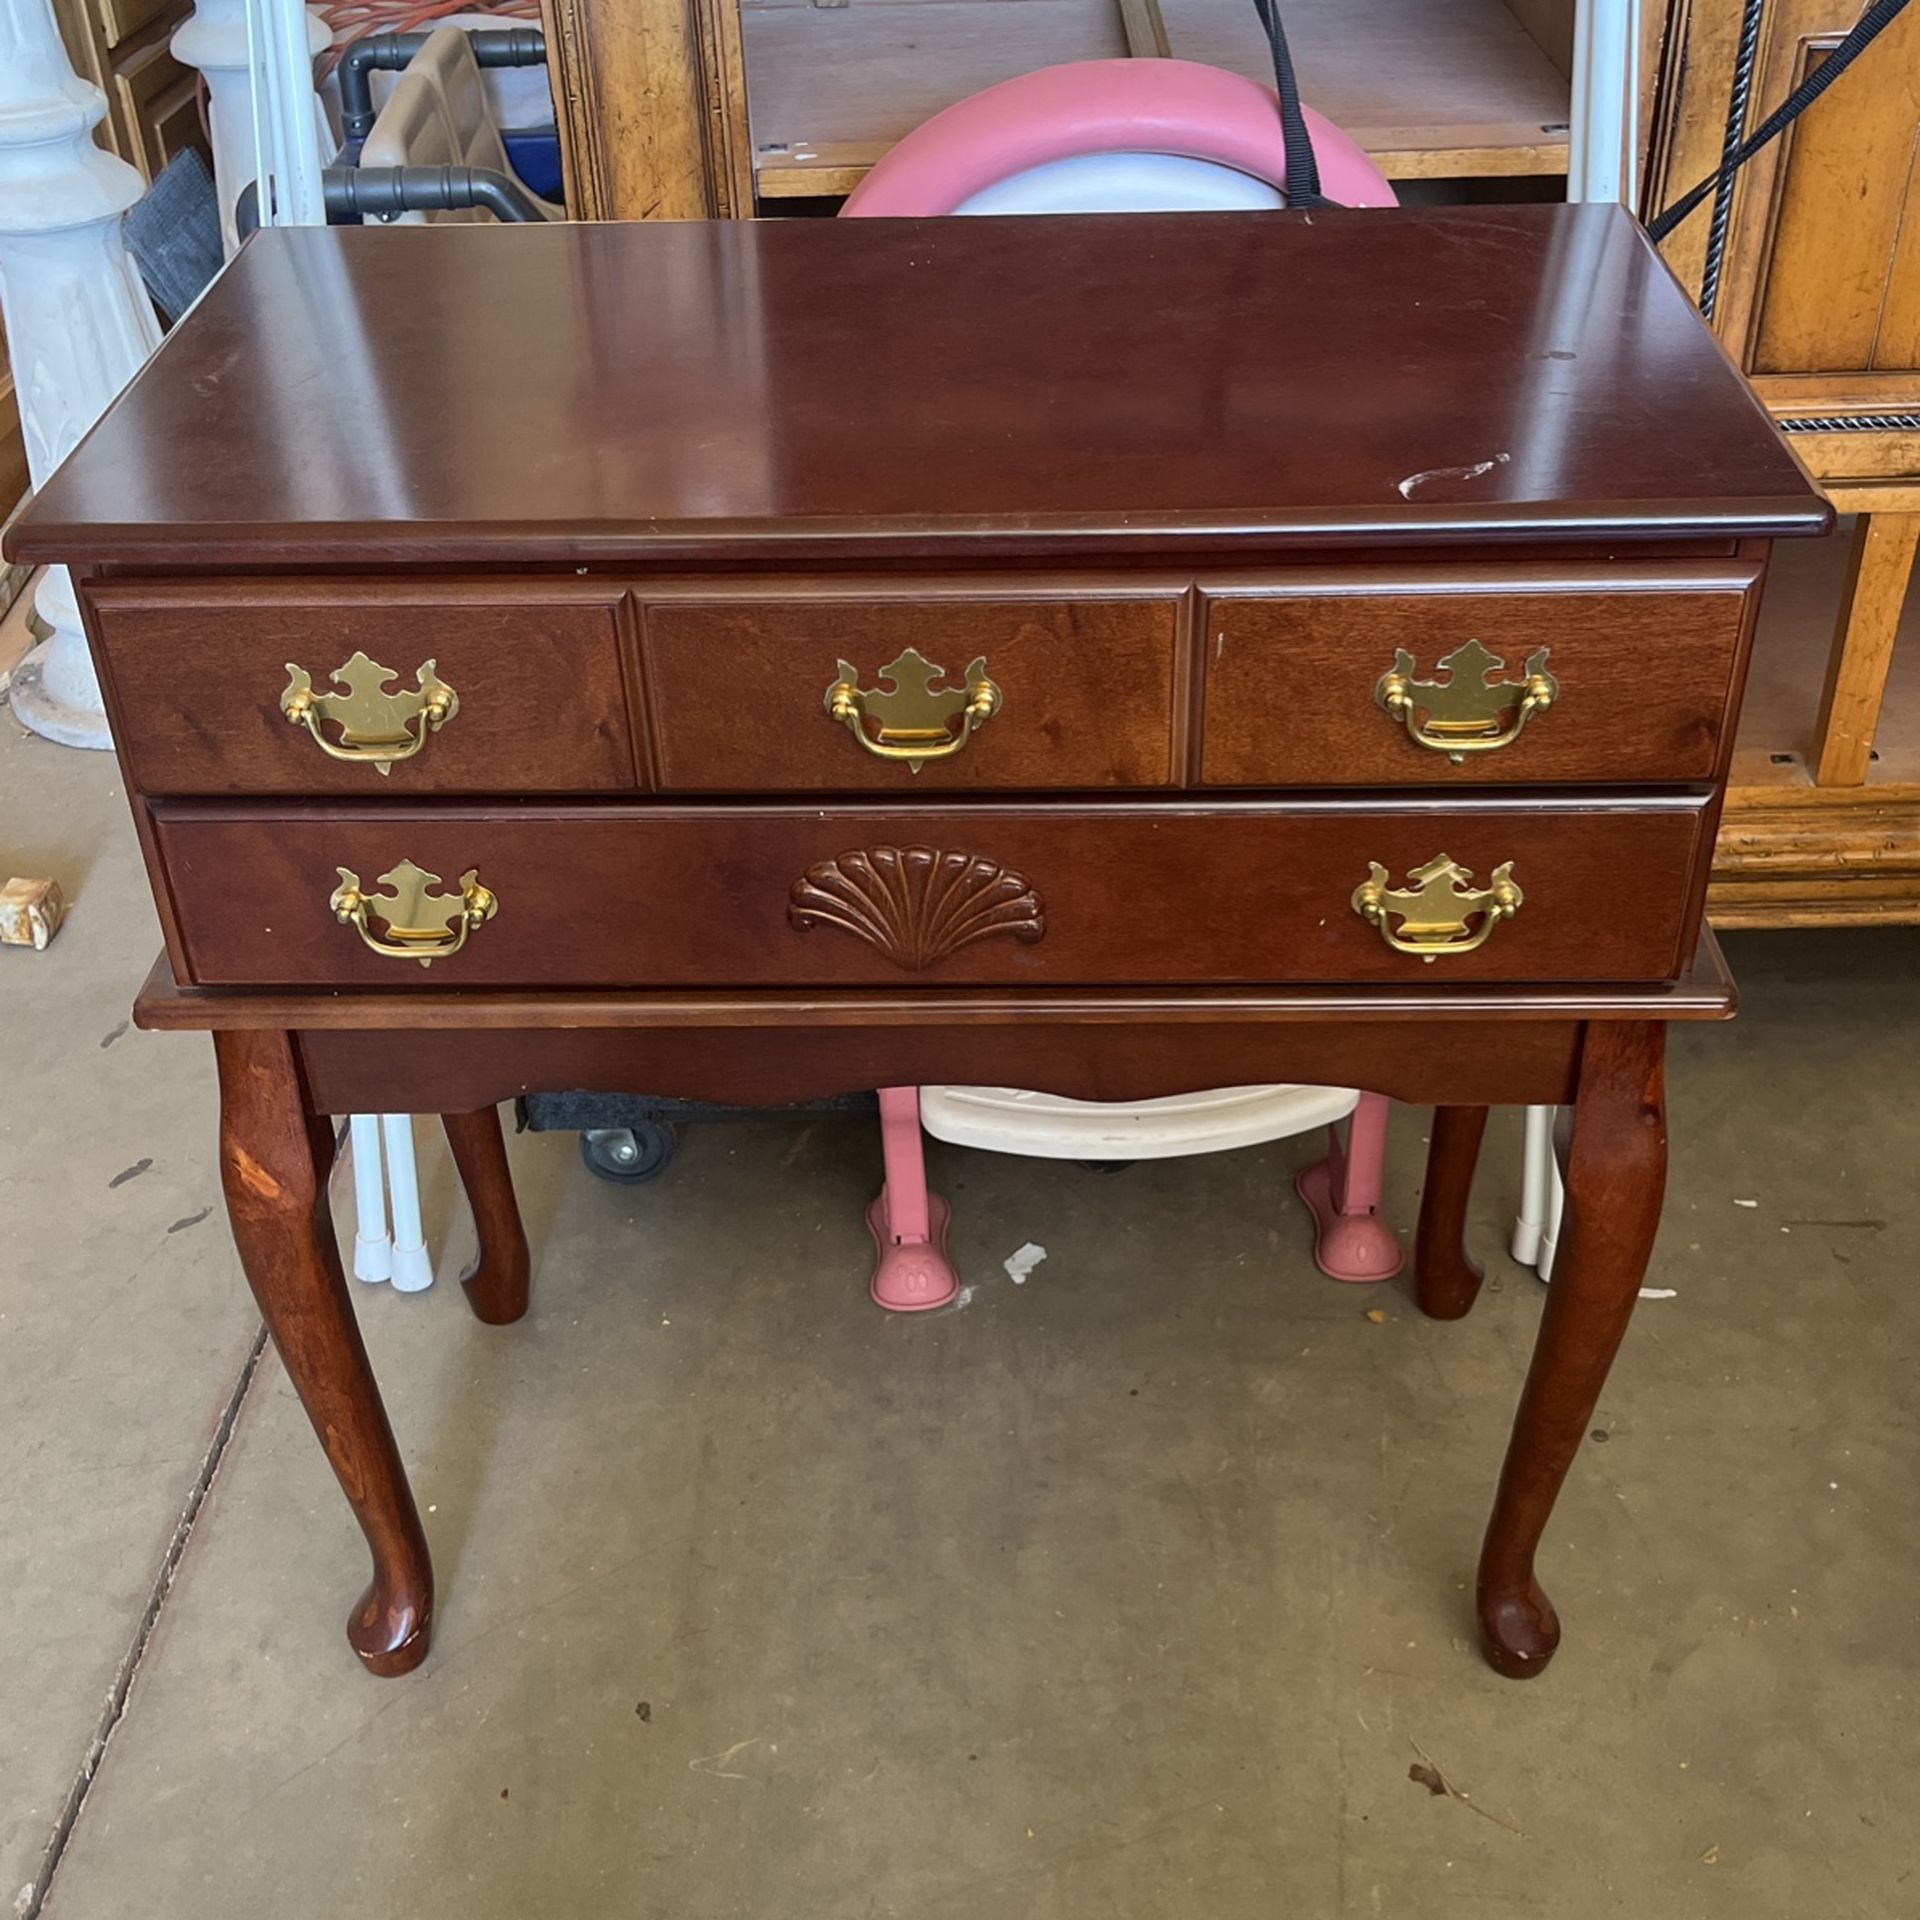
[173,0,331,255]
[0,0,163,749]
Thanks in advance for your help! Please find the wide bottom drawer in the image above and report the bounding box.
[154,799,1709,989]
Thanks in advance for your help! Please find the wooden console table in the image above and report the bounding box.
[9,205,1826,1679]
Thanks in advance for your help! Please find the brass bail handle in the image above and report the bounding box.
[330,860,496,968]
[1374,640,1556,763]
[824,646,1001,772]
[1351,854,1523,961]
[282,651,458,774]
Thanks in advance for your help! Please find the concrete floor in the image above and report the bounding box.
[3,725,1917,1920]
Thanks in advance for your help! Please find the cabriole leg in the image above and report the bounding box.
[1477,1023,1666,1678]
[443,1105,531,1325]
[1415,1105,1490,1320]
[214,1029,433,1675]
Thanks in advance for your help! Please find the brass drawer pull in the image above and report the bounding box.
[330,860,496,967]
[1352,855,1522,960]
[823,646,1001,772]
[281,651,458,773]
[1374,640,1556,762]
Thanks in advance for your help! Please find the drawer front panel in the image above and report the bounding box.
[91,583,637,794]
[1200,568,1759,786]
[640,592,1181,791]
[155,799,1706,989]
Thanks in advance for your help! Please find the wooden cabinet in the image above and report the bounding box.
[4,206,1830,1682]
[1645,0,1920,925]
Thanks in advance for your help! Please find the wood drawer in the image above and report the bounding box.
[154,796,1708,989]
[1200,566,1760,786]
[639,588,1181,791]
[89,581,638,794]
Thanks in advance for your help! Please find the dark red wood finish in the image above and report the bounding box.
[8,206,1830,1684]
[1415,1106,1492,1320]
[640,588,1184,792]
[214,1029,432,1675]
[12,209,1825,571]
[90,579,636,795]
[1199,566,1759,786]
[442,1107,530,1325]
[151,795,1711,989]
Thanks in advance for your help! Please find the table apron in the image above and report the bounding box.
[293,1017,1585,1115]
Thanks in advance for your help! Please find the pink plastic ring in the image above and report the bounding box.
[841,58,1397,218]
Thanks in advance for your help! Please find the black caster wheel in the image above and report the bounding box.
[579,1122,676,1184]
[1079,1160,1136,1174]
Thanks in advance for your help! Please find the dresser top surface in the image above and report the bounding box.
[14,204,1825,569]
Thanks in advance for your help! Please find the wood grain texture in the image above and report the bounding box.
[1710,794,1920,924]
[1812,513,1920,787]
[6,209,1828,572]
[641,590,1180,791]
[1478,1020,1666,1679]
[442,1107,530,1325]
[1747,9,1920,377]
[1648,0,1920,402]
[213,1028,432,1674]
[89,580,636,795]
[150,796,1711,990]
[743,0,1127,180]
[1156,0,1571,175]
[1200,568,1757,786]
[538,0,735,219]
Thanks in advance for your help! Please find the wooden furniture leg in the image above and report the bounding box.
[1415,1105,1489,1320]
[1477,1021,1666,1679]
[214,1029,434,1676]
[443,1105,531,1326]
[1812,511,1920,787]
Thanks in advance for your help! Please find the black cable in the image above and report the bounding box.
[1249,0,1330,208]
[1648,0,1912,243]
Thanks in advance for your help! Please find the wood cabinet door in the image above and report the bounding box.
[1646,0,1920,416]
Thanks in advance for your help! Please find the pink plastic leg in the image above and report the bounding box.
[1294,1091,1404,1283]
[867,1087,958,1312]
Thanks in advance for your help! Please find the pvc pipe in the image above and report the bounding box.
[1512,1105,1551,1266]
[349,1112,391,1283]
[1568,0,1640,206]
[381,1113,433,1292]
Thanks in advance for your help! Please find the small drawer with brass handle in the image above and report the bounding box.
[639,588,1181,792]
[1351,855,1523,960]
[1199,566,1758,787]
[86,579,637,794]
[329,860,497,967]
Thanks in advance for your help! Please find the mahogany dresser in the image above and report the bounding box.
[8,205,1829,1681]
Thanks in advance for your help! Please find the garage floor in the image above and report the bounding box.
[3,719,1916,1920]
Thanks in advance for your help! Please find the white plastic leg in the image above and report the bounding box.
[349,1112,391,1283]
[381,1113,433,1293]
[1511,1104,1551,1266]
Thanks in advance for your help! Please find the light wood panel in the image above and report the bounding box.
[539,0,753,218]
[1152,0,1572,178]
[0,358,27,524]
[745,0,1128,198]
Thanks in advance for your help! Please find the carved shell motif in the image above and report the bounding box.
[788,846,1046,970]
